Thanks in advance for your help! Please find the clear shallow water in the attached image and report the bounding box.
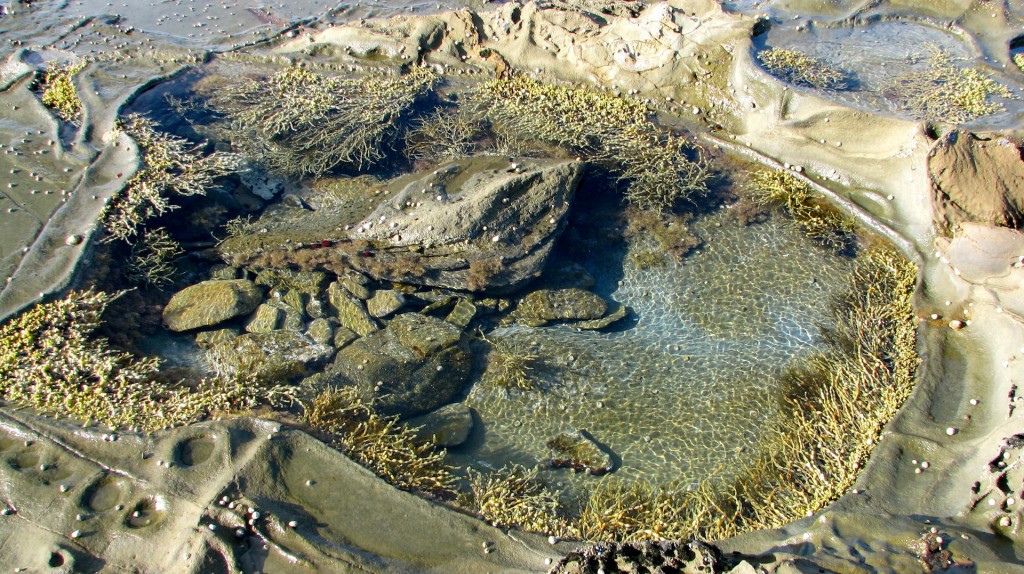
[455,209,852,495]
[756,21,1023,124]
[758,21,970,92]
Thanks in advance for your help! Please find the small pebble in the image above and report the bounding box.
[288,520,298,528]
[71,529,82,538]
[946,427,959,436]
[548,535,558,545]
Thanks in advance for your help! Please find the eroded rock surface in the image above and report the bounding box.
[929,131,1024,230]
[218,156,583,293]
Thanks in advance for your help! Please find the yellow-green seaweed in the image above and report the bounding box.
[211,66,438,176]
[0,290,292,432]
[304,386,456,497]
[39,61,88,124]
[744,168,856,252]
[465,464,571,536]
[885,48,1012,123]
[757,48,846,90]
[475,75,709,212]
[103,114,239,243]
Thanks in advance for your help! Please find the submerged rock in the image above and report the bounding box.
[575,304,630,330]
[245,303,283,333]
[208,330,334,384]
[327,281,380,337]
[366,289,406,318]
[194,327,240,349]
[162,279,263,332]
[405,403,475,447]
[516,288,608,322]
[306,318,335,346]
[444,298,477,328]
[546,429,615,476]
[322,313,472,417]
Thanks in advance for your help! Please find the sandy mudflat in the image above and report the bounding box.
[3,0,1024,572]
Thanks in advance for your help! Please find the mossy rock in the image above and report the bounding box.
[163,279,264,332]
[516,288,608,322]
[245,303,283,333]
[327,281,380,337]
[366,289,406,318]
[255,268,329,294]
[323,313,472,417]
[444,298,477,328]
[208,330,334,384]
[195,327,241,349]
[575,304,630,330]
[342,276,372,300]
[306,318,335,346]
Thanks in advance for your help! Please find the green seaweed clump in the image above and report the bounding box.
[212,66,438,176]
[465,464,571,536]
[757,48,846,90]
[304,386,456,497]
[39,61,87,124]
[104,114,240,243]
[405,107,483,163]
[0,290,289,432]
[1014,53,1024,74]
[482,335,540,391]
[576,479,713,542]
[125,227,183,288]
[885,48,1012,123]
[745,169,856,252]
[630,249,667,269]
[476,75,709,212]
